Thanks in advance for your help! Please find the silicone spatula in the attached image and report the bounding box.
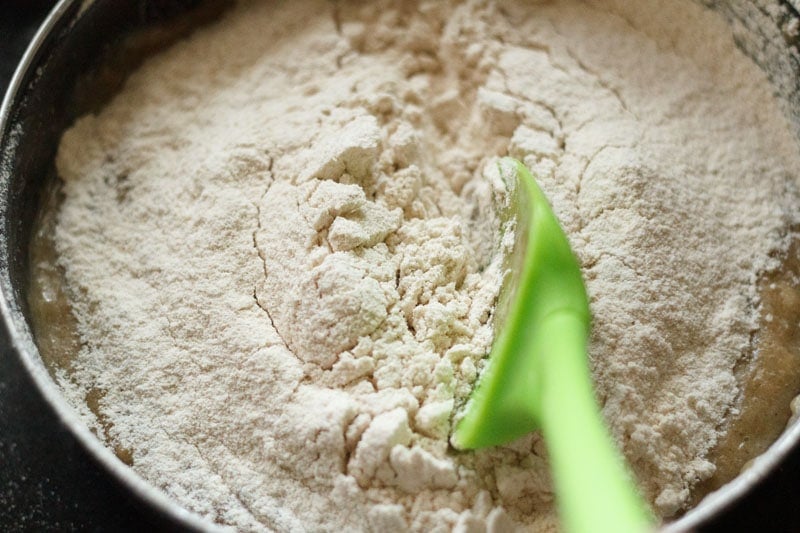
[451,158,653,533]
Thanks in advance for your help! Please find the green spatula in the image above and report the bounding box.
[452,158,653,533]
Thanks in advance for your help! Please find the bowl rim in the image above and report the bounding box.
[1,1,799,531]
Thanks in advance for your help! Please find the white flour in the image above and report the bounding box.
[50,0,800,530]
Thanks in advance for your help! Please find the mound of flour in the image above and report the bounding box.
[51,0,800,530]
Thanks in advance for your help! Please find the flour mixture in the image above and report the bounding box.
[29,0,800,530]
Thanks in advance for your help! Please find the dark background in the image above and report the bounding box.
[1,2,800,532]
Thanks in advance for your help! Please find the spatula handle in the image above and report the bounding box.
[538,311,653,533]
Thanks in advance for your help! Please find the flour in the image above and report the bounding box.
[46,0,800,531]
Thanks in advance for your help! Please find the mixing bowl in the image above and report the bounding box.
[2,0,799,530]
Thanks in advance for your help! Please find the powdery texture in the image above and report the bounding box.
[52,0,800,531]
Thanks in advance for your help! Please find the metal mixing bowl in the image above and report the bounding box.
[1,0,799,530]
